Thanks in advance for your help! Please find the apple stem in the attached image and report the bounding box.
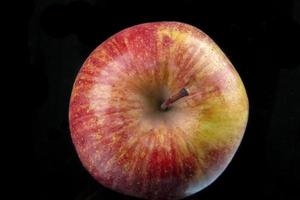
[161,88,189,111]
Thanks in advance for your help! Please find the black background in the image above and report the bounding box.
[27,0,300,199]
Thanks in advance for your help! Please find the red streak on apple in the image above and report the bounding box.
[69,22,249,200]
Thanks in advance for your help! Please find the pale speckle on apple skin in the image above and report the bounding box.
[69,21,249,200]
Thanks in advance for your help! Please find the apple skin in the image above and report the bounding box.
[69,22,249,200]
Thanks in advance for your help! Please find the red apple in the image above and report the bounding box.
[69,22,249,200]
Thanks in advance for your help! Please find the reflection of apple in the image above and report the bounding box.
[69,22,249,200]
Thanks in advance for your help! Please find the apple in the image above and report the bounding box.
[69,22,249,200]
